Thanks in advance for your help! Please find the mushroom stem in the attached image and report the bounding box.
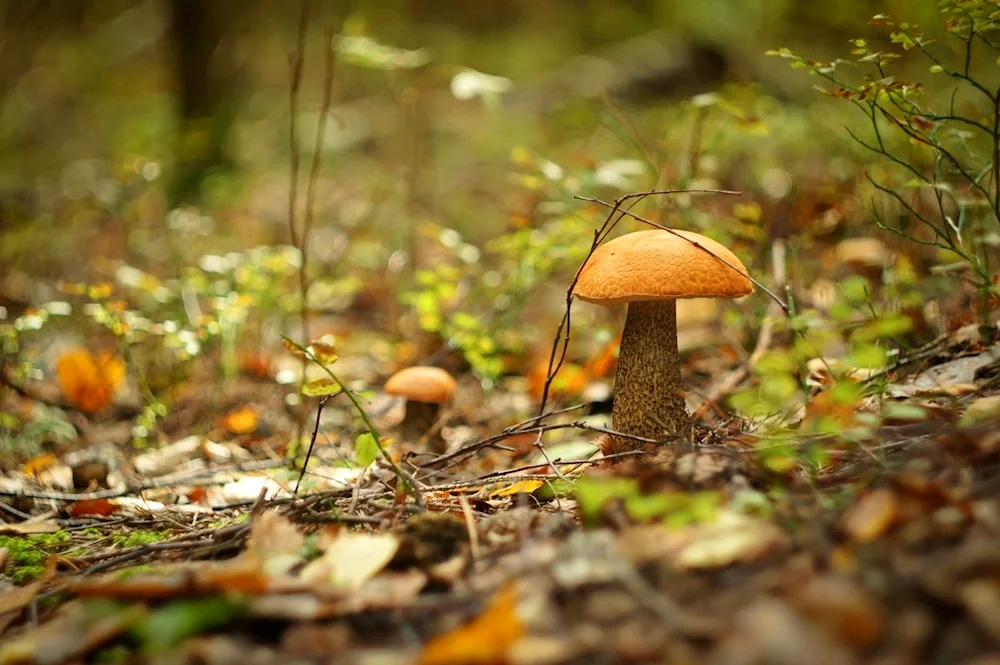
[401,400,445,452]
[609,298,689,452]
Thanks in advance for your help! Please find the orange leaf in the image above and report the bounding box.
[584,336,620,379]
[527,360,587,401]
[56,348,125,414]
[222,406,258,435]
[239,353,272,379]
[21,454,57,476]
[419,585,522,665]
[70,498,121,517]
[490,480,544,497]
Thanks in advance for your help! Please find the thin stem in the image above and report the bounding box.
[286,338,424,509]
[294,395,329,495]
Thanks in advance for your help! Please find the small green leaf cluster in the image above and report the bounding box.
[576,476,722,528]
[285,337,388,472]
[769,2,1000,332]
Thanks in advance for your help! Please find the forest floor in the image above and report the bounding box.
[2,312,1000,665]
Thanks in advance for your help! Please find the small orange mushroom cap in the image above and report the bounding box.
[573,229,753,304]
[384,366,457,404]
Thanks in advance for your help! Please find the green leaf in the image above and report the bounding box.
[841,275,871,303]
[576,477,638,524]
[844,343,888,369]
[131,597,245,651]
[355,432,380,467]
[302,378,342,397]
[930,64,944,73]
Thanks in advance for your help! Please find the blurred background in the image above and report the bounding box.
[0,0,981,399]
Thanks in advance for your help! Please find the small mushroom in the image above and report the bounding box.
[384,366,457,452]
[573,229,753,453]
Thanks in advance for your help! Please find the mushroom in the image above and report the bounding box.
[572,229,753,453]
[384,366,457,452]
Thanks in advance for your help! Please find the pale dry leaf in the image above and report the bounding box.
[300,532,399,590]
[840,489,898,543]
[672,510,786,570]
[246,510,305,577]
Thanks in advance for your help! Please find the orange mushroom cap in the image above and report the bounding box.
[573,229,753,304]
[384,366,457,404]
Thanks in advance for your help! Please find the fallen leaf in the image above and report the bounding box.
[300,532,399,589]
[221,407,258,435]
[841,489,898,543]
[491,480,544,497]
[56,348,125,414]
[791,574,886,649]
[21,454,57,476]
[419,584,523,665]
[583,336,620,378]
[245,510,305,578]
[671,510,786,570]
[69,499,121,517]
[961,395,1000,426]
[526,360,587,401]
[0,520,63,535]
[914,383,978,398]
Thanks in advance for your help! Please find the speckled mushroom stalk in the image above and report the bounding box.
[611,298,689,452]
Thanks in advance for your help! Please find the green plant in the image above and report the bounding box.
[769,0,1000,336]
[284,337,422,507]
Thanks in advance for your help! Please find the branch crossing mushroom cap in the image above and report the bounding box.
[384,366,457,404]
[573,229,753,304]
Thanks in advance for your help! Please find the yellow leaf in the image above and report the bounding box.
[56,348,125,413]
[222,407,258,435]
[419,585,522,665]
[21,454,57,476]
[490,480,544,497]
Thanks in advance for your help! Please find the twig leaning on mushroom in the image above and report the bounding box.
[573,229,753,453]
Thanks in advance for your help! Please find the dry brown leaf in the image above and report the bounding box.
[245,510,305,577]
[841,489,898,543]
[419,584,523,665]
[914,383,978,398]
[56,348,125,413]
[791,574,886,649]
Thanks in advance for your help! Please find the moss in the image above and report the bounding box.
[0,531,72,584]
[113,530,171,549]
[115,564,166,580]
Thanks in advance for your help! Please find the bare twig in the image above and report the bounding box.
[294,394,331,495]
